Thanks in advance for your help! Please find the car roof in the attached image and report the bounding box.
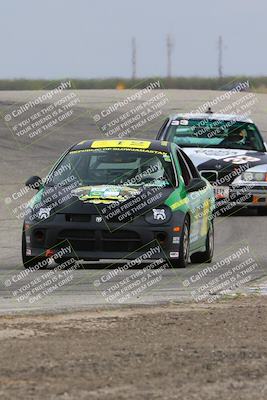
[169,113,253,123]
[71,138,172,152]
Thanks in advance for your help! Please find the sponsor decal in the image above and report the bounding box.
[38,207,51,220]
[152,208,166,221]
[163,154,171,162]
[223,155,261,165]
[170,251,179,258]
[70,148,168,156]
[172,237,180,244]
[200,199,211,236]
[72,185,140,204]
[170,197,189,210]
[193,148,243,159]
[91,140,151,149]
[96,216,103,223]
[190,233,199,243]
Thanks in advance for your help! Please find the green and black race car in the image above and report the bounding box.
[22,139,215,269]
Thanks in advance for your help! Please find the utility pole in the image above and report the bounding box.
[167,34,174,78]
[131,37,137,80]
[218,35,223,78]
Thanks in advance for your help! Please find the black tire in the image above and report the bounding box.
[22,231,47,270]
[257,207,267,216]
[171,216,190,268]
[190,221,214,264]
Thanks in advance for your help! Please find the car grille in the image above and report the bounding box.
[57,229,142,253]
[65,214,91,222]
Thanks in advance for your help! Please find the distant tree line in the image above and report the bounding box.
[0,77,267,91]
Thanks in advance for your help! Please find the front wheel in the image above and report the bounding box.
[190,221,214,264]
[171,216,190,268]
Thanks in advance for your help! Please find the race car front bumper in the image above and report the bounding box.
[24,211,186,263]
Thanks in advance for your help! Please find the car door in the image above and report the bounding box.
[176,147,210,250]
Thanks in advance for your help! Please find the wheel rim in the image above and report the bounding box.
[183,223,190,261]
[209,223,214,256]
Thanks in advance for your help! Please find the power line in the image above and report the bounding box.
[218,35,223,78]
[131,37,137,80]
[167,34,174,78]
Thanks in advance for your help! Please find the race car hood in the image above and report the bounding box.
[183,147,267,167]
[183,147,267,184]
[28,184,173,222]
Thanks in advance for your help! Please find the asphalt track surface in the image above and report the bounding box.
[0,89,266,314]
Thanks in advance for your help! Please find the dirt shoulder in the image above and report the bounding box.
[0,296,266,400]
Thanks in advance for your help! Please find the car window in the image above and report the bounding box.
[47,149,177,188]
[166,119,266,152]
[176,150,192,186]
[157,118,170,138]
[179,149,200,179]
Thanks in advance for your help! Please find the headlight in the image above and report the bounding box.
[144,205,172,225]
[242,172,267,182]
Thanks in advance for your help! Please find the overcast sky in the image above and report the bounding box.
[1,0,266,79]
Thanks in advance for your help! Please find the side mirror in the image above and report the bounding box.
[186,178,207,193]
[25,176,42,190]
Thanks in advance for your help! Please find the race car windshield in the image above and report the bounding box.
[167,119,266,152]
[47,149,176,187]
